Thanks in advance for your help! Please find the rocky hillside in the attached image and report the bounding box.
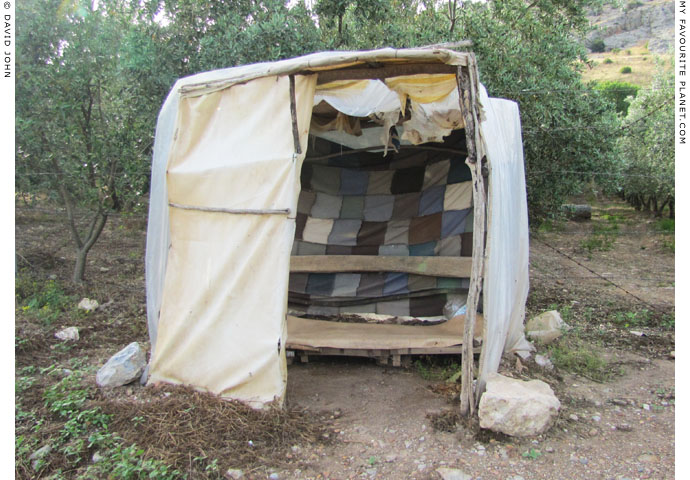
[587,0,674,53]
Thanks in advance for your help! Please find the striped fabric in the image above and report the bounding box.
[289,132,473,317]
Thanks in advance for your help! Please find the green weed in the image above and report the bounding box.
[612,309,651,328]
[16,277,75,325]
[546,336,613,382]
[522,448,542,460]
[414,358,461,382]
[655,218,675,233]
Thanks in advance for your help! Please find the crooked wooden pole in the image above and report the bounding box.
[456,57,487,417]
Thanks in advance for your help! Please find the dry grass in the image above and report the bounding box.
[582,45,672,87]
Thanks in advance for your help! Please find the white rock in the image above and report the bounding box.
[478,373,560,437]
[30,444,52,460]
[534,354,554,370]
[225,469,244,479]
[55,327,79,341]
[96,342,147,387]
[525,311,569,344]
[436,467,473,480]
[78,298,99,312]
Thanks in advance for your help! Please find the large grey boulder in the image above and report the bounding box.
[478,373,560,437]
[525,310,569,344]
[96,342,147,388]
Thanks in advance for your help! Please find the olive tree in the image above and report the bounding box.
[16,0,158,282]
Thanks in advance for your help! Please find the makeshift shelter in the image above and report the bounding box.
[145,48,532,408]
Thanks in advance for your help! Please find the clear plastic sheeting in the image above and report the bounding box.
[477,85,533,396]
[144,48,530,408]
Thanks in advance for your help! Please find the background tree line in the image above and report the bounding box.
[16,0,674,282]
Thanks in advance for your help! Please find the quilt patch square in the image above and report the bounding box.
[383,220,410,245]
[447,159,473,184]
[435,235,462,256]
[441,208,471,238]
[364,195,395,221]
[332,273,362,297]
[444,181,473,211]
[409,212,442,245]
[367,170,394,195]
[419,185,445,216]
[379,244,409,256]
[302,217,334,244]
[340,168,369,195]
[357,221,387,246]
[375,299,410,316]
[306,273,336,296]
[423,159,451,189]
[340,195,365,219]
[312,192,343,219]
[391,166,425,194]
[328,219,362,246]
[357,273,385,297]
[391,192,421,220]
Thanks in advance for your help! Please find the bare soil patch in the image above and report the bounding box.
[15,198,674,479]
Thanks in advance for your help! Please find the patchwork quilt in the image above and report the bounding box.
[289,133,474,318]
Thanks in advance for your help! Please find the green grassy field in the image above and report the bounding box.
[582,45,672,87]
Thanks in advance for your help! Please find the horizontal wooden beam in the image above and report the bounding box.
[316,63,459,85]
[290,255,472,278]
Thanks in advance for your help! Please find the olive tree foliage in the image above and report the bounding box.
[16,0,160,282]
[313,0,622,222]
[453,0,621,221]
[618,63,674,217]
[154,0,323,75]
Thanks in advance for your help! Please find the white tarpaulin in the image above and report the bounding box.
[145,48,530,407]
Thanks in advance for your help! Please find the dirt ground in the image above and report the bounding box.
[14,197,675,479]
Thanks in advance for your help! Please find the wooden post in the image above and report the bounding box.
[289,75,302,155]
[456,57,487,417]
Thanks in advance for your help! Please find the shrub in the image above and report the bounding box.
[620,66,632,74]
[588,38,606,53]
[594,80,640,115]
[604,58,613,64]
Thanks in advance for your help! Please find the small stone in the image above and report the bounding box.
[404,441,412,449]
[78,298,99,312]
[670,351,675,359]
[637,453,659,463]
[96,342,147,388]
[268,473,279,480]
[30,445,52,461]
[642,404,651,411]
[580,457,589,465]
[417,463,426,471]
[291,445,301,454]
[535,354,554,370]
[616,423,633,432]
[507,476,526,480]
[55,326,79,341]
[569,414,579,421]
[366,468,377,476]
[100,267,110,272]
[224,469,244,479]
[611,398,628,406]
[592,415,601,422]
[589,428,598,437]
[479,374,560,436]
[48,274,57,280]
[92,451,104,463]
[545,446,555,453]
[436,469,473,480]
[384,454,398,463]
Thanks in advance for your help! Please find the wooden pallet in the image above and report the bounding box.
[287,345,481,367]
